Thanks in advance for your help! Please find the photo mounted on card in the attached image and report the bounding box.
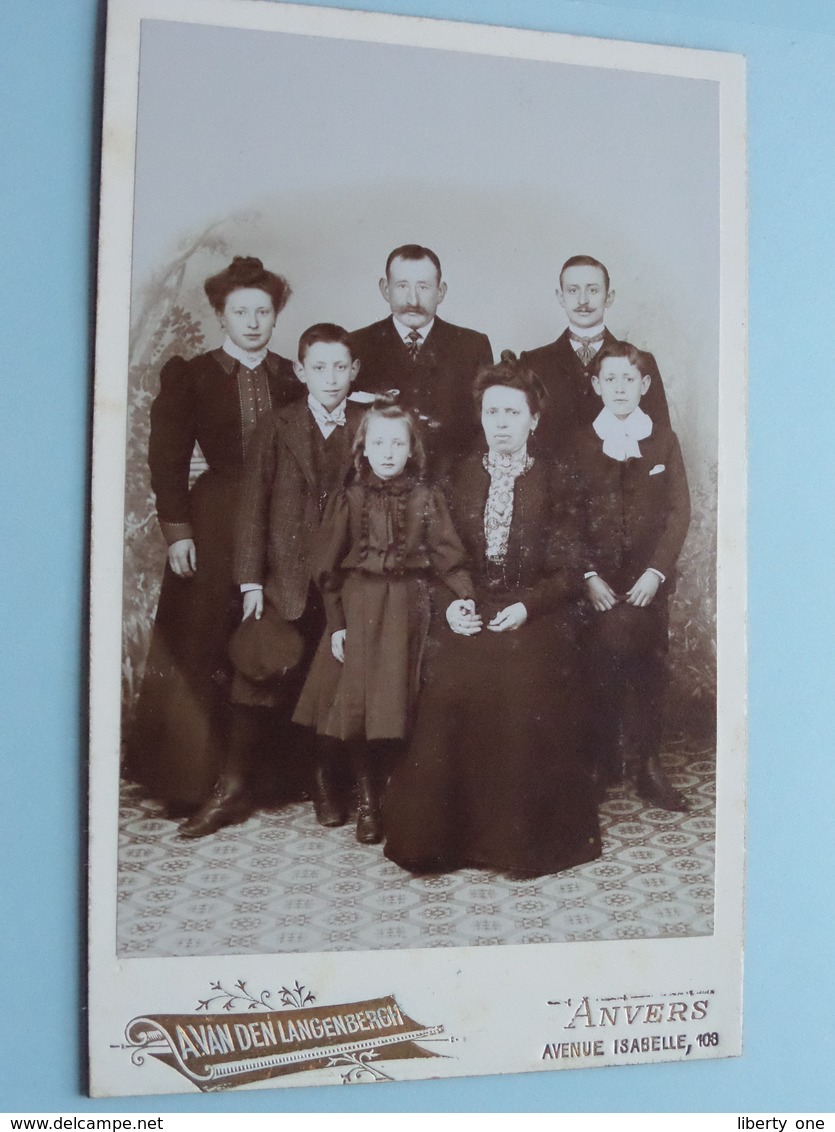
[89,0,747,1097]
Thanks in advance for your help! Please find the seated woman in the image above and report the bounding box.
[383,352,602,878]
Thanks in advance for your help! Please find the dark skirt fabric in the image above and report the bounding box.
[293,572,430,742]
[123,471,241,805]
[383,596,602,878]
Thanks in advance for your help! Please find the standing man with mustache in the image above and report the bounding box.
[350,244,493,475]
[520,255,670,459]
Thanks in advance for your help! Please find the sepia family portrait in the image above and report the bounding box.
[89,0,745,1095]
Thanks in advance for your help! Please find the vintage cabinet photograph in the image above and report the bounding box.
[88,0,746,1096]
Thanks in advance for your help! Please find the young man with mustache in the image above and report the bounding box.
[520,255,671,459]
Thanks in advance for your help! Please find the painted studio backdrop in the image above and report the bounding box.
[118,14,719,959]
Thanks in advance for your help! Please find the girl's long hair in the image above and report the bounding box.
[352,396,426,477]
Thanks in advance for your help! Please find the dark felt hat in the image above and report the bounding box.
[228,604,305,684]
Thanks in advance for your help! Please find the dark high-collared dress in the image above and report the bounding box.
[383,453,602,878]
[293,472,474,743]
[124,347,298,806]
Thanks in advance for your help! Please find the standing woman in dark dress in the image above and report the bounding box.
[125,256,299,815]
[384,353,602,878]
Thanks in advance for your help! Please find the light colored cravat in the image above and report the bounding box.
[592,406,653,461]
[568,329,605,367]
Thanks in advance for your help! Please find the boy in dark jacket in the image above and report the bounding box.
[179,324,364,836]
[569,340,691,811]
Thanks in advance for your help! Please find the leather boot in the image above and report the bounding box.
[312,739,347,827]
[177,781,252,838]
[636,753,689,812]
[352,745,382,845]
[178,714,254,838]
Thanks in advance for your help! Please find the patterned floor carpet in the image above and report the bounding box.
[116,738,715,957]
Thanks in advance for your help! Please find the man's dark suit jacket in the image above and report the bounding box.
[520,328,671,461]
[350,315,493,472]
[234,399,363,621]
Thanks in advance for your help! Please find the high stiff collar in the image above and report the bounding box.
[592,405,653,461]
[484,445,533,478]
[391,315,435,344]
[222,336,269,370]
[359,468,418,495]
[566,321,606,340]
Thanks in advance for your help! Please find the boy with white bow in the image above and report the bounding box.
[568,340,691,811]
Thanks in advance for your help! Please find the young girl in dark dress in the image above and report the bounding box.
[293,399,474,843]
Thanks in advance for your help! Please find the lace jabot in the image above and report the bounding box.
[483,447,533,563]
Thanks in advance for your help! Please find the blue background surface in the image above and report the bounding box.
[2,0,833,1113]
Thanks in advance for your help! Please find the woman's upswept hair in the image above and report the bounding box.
[472,350,548,416]
[590,340,650,378]
[204,255,292,315]
[352,396,426,477]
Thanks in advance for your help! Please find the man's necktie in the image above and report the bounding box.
[569,331,605,367]
[406,330,422,360]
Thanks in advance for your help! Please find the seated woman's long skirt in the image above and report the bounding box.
[383,601,602,878]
